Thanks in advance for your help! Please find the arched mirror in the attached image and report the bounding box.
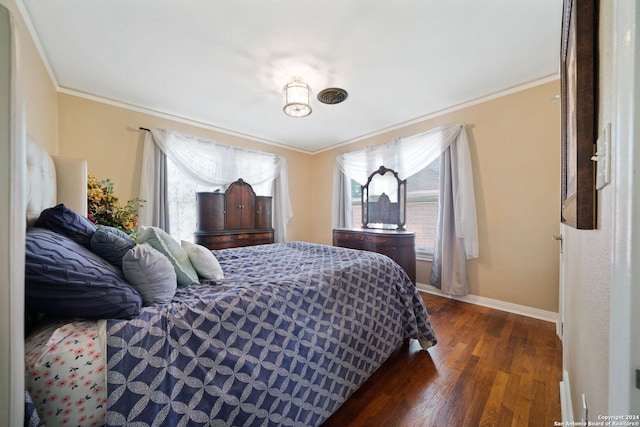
[361,166,406,229]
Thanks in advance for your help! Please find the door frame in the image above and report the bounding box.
[609,0,640,413]
[0,4,26,425]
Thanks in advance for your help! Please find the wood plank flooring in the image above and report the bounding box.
[322,293,563,427]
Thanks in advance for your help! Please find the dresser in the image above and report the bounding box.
[332,228,416,283]
[194,179,274,250]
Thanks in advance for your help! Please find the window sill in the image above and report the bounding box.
[416,251,434,262]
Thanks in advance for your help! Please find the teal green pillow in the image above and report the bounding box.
[138,226,199,286]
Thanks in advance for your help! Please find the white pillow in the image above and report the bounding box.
[181,240,225,281]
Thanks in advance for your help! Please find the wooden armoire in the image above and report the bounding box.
[194,178,274,250]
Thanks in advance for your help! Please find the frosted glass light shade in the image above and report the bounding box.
[283,77,312,117]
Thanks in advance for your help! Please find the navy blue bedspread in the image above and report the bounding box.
[106,242,437,427]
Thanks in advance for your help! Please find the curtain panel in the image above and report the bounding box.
[332,122,478,295]
[139,134,170,231]
[139,129,293,242]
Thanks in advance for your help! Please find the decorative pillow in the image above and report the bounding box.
[181,240,225,281]
[138,226,199,286]
[90,226,136,267]
[25,320,107,427]
[35,203,96,247]
[25,228,142,319]
[122,243,177,305]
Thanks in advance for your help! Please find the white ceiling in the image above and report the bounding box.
[21,0,563,153]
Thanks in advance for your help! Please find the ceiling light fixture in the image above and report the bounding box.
[283,76,312,118]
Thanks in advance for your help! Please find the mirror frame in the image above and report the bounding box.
[361,166,407,230]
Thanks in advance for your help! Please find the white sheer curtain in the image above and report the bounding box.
[332,122,478,294]
[139,128,293,242]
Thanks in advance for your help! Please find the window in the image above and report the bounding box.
[141,129,291,245]
[352,157,440,256]
[167,156,273,244]
[333,123,477,269]
[406,158,440,255]
[167,158,211,243]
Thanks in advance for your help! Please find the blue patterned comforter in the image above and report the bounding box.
[106,242,436,427]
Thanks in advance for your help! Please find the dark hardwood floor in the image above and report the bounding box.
[322,293,563,427]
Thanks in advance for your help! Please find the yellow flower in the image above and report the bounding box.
[87,174,144,239]
[88,188,104,203]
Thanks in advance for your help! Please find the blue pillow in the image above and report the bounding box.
[25,228,142,319]
[90,226,136,267]
[122,243,177,305]
[35,204,96,248]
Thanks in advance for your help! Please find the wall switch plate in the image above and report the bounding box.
[592,123,611,190]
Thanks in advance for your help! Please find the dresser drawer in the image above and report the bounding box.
[334,230,413,248]
[234,232,273,242]
[364,234,391,245]
[194,230,274,250]
[333,231,365,240]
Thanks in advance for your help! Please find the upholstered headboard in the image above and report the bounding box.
[26,138,88,225]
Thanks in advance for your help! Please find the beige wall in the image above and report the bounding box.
[57,93,314,242]
[312,81,561,313]
[1,0,58,153]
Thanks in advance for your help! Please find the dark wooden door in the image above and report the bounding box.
[225,180,255,229]
[255,196,272,229]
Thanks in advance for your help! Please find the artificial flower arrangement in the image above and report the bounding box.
[87,174,144,239]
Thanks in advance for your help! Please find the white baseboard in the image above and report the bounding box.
[416,282,559,324]
[560,370,574,422]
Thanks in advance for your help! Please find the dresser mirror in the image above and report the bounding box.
[361,166,406,229]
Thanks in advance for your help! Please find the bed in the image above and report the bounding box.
[23,141,437,427]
